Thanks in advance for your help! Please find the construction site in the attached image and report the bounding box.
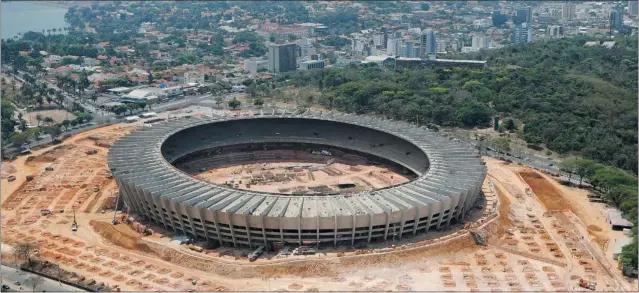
[184,153,410,195]
[1,118,636,292]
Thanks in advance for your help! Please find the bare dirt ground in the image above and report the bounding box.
[189,155,409,194]
[22,109,76,124]
[1,125,634,292]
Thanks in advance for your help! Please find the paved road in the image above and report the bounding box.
[0,265,84,292]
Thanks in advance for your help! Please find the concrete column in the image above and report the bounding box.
[245,215,253,249]
[412,206,421,235]
[437,198,453,230]
[153,196,171,232]
[398,210,406,240]
[211,211,224,246]
[195,207,210,244]
[333,215,338,248]
[261,216,268,249]
[367,213,373,244]
[228,216,237,248]
[169,200,189,237]
[446,193,461,228]
[383,211,391,240]
[351,215,356,246]
[183,206,201,240]
[316,215,320,249]
[116,178,142,214]
[425,204,435,233]
[297,216,302,246]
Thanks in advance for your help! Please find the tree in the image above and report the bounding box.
[10,132,31,147]
[573,158,597,187]
[62,119,71,130]
[25,275,44,292]
[620,237,638,269]
[457,102,492,127]
[42,125,62,138]
[503,118,517,131]
[253,98,264,107]
[491,137,510,153]
[13,242,40,267]
[559,157,579,182]
[590,165,636,193]
[215,96,225,109]
[89,93,99,104]
[35,114,43,127]
[228,97,241,109]
[43,116,54,126]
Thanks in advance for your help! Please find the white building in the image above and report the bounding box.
[386,38,402,56]
[184,72,205,84]
[471,35,489,50]
[299,60,325,71]
[296,38,317,59]
[244,58,269,74]
[436,39,447,53]
[562,3,576,21]
[83,57,100,67]
[373,32,386,47]
[547,25,564,37]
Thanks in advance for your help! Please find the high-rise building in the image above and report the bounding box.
[513,22,533,43]
[296,38,316,59]
[630,1,639,15]
[436,39,447,53]
[515,7,532,24]
[386,38,403,56]
[420,29,436,57]
[268,43,297,73]
[373,32,388,49]
[610,6,624,31]
[471,35,489,50]
[402,40,420,58]
[547,25,564,37]
[562,3,576,21]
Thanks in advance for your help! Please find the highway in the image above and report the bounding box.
[0,265,84,292]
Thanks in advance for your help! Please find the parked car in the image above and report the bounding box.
[2,284,10,290]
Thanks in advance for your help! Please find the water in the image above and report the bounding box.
[2,1,69,40]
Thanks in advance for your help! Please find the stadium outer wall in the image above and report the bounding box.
[108,111,487,249]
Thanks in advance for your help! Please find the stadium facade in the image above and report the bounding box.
[108,110,487,249]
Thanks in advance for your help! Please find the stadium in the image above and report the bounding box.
[107,110,487,250]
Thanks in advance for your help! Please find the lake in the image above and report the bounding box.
[2,1,69,40]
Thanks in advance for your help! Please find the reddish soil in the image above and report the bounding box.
[519,170,570,211]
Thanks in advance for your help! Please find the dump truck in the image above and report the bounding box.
[578,279,596,290]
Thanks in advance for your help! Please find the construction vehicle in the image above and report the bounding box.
[248,246,265,261]
[71,208,78,231]
[187,245,203,252]
[578,279,596,290]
